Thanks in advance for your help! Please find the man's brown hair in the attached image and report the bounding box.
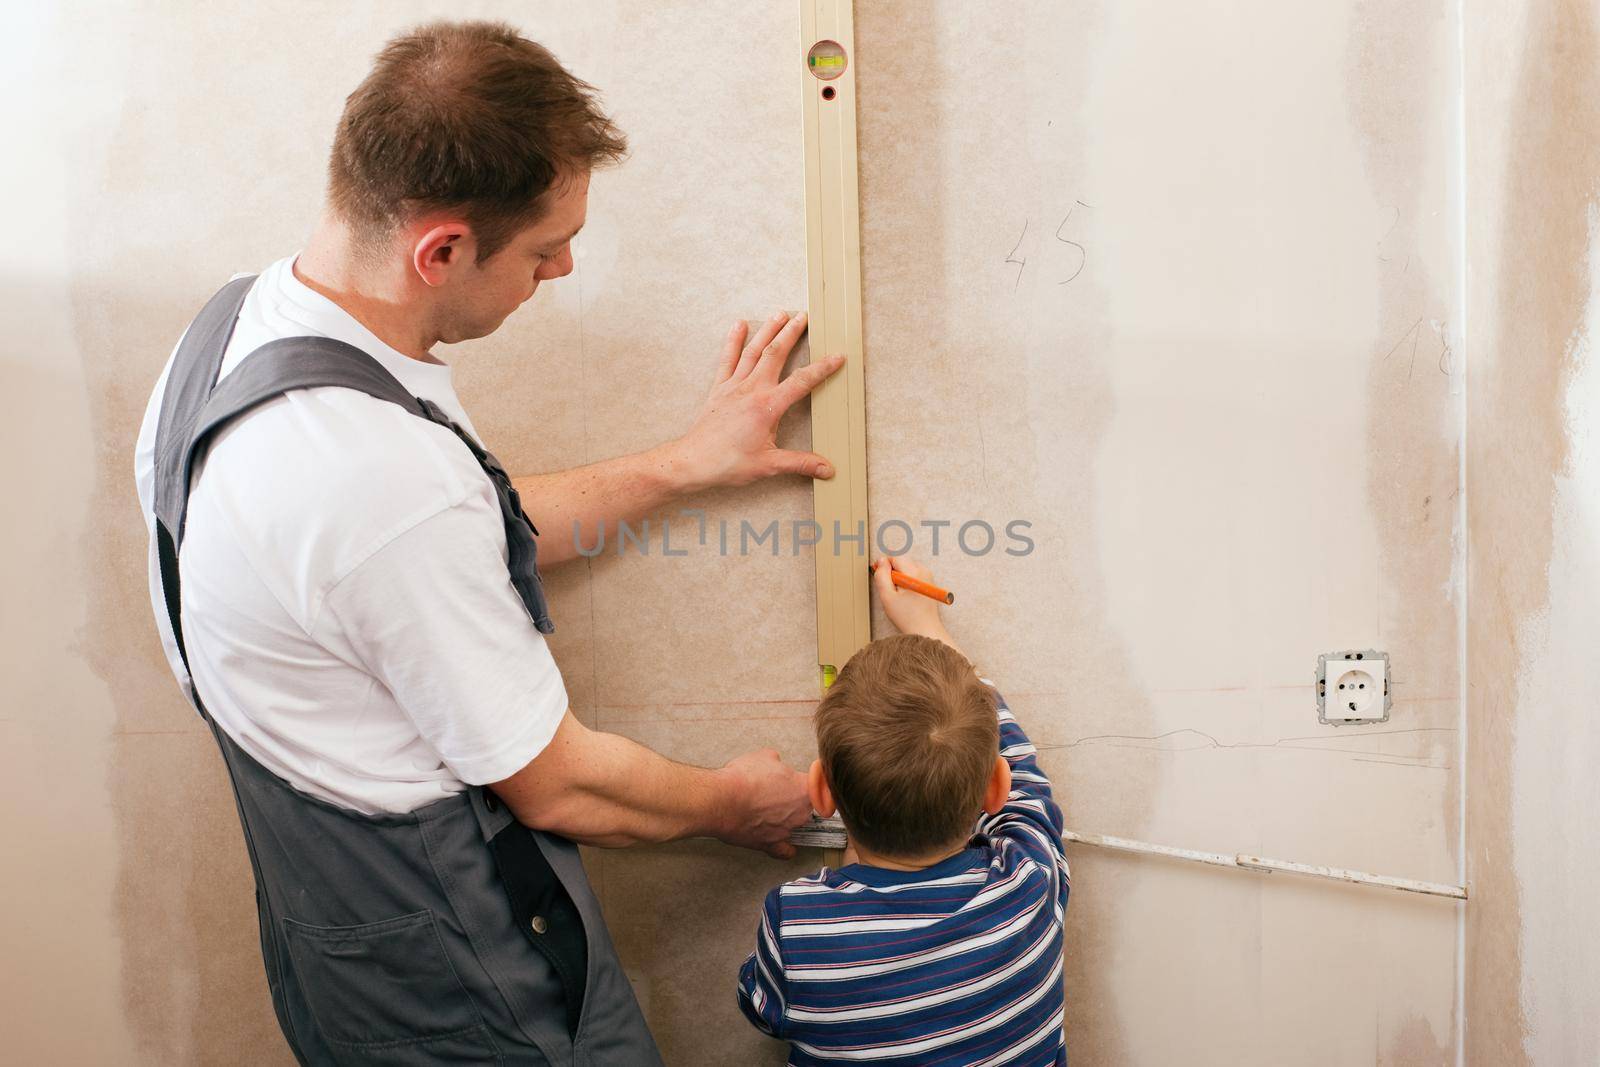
[328,20,627,262]
[816,634,1000,857]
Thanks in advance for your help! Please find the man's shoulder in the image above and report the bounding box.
[210,384,484,503]
[188,385,498,609]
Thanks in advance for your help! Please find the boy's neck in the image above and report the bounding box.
[851,839,970,872]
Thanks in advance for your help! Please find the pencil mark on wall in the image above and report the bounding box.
[1005,220,1029,291]
[1055,200,1091,286]
[1377,205,1401,262]
[1352,756,1441,769]
[1383,316,1425,379]
[1035,725,1455,768]
[1376,313,1452,383]
[1005,200,1094,291]
[1380,315,1451,382]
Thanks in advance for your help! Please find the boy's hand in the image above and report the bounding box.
[872,557,959,653]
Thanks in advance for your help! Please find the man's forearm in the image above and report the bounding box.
[515,440,706,568]
[494,713,732,848]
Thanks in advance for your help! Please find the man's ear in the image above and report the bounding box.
[981,755,1012,816]
[807,759,836,818]
[412,220,478,287]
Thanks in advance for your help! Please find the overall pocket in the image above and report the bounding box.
[283,909,500,1064]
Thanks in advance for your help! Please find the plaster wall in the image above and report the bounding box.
[4,2,1471,1063]
[1463,1,1600,1062]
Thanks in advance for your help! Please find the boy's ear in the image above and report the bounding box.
[808,759,836,818]
[981,755,1012,816]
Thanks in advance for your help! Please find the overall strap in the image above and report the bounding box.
[152,275,257,538]
[152,275,257,680]
[165,335,423,546]
[195,338,553,638]
[152,282,554,693]
[414,397,554,636]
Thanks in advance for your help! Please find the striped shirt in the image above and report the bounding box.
[738,690,1069,1064]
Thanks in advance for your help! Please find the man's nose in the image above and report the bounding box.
[539,247,575,280]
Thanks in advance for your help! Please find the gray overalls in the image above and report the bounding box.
[151,277,662,1066]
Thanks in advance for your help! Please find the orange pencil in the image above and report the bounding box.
[869,565,955,605]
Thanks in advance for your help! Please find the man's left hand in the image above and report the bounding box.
[670,310,846,490]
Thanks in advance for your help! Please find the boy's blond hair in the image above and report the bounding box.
[815,634,999,856]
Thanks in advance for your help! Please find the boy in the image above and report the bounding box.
[738,557,1069,1064]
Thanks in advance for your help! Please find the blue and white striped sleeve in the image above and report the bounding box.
[975,686,1067,868]
[736,886,790,1038]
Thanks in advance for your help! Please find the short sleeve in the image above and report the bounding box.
[315,489,568,785]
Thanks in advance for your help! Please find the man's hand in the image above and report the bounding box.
[492,713,813,854]
[671,311,847,490]
[713,747,813,859]
[873,556,962,655]
[514,309,846,566]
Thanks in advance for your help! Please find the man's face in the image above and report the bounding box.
[436,173,589,344]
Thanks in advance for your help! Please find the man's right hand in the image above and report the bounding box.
[714,748,812,860]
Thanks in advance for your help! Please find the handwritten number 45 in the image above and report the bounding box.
[1007,201,1091,290]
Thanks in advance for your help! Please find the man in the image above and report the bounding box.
[134,21,842,1064]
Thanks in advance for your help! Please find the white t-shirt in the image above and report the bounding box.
[133,256,567,814]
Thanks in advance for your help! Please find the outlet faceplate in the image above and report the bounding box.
[1316,650,1391,726]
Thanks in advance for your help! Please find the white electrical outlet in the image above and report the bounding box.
[1316,650,1391,726]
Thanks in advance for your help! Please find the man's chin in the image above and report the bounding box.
[442,318,509,345]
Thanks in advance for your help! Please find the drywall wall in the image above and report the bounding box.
[4,1,1471,1063]
[1463,1,1600,1062]
[0,7,137,1062]
[847,4,1461,1064]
